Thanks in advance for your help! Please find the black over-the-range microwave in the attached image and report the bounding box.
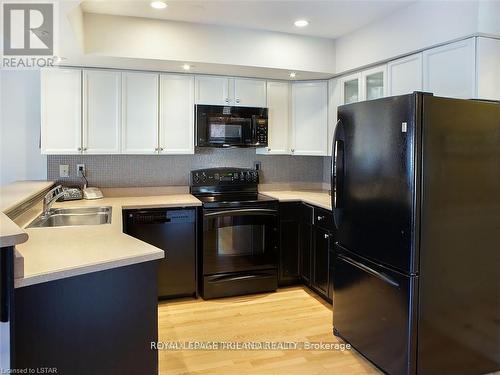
[195,105,268,148]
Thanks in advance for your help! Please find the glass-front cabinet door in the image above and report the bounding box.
[362,65,387,101]
[340,73,361,105]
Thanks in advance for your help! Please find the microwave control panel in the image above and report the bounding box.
[256,119,268,144]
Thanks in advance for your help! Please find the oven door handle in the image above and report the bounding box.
[204,208,278,218]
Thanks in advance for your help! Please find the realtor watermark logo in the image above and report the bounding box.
[2,1,58,68]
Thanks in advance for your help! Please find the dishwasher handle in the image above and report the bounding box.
[126,212,171,224]
[126,209,195,225]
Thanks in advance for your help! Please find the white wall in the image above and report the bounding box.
[81,13,336,75]
[334,1,482,73]
[0,70,47,186]
[478,0,500,36]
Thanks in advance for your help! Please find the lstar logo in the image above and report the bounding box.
[3,3,53,56]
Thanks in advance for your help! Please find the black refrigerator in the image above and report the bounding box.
[331,92,500,375]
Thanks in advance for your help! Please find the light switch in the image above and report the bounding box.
[59,164,69,178]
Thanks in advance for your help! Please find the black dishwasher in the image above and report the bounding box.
[123,208,196,299]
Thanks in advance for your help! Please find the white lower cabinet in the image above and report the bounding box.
[83,70,122,154]
[387,53,423,96]
[423,38,476,99]
[41,68,82,154]
[159,74,195,154]
[256,81,290,155]
[291,81,328,156]
[121,72,159,154]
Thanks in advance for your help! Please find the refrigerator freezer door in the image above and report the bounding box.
[336,94,419,274]
[333,245,417,375]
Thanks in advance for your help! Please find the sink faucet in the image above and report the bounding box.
[42,185,65,217]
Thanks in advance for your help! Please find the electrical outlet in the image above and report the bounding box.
[59,164,69,178]
[76,164,85,177]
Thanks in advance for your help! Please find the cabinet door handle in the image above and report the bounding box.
[290,149,295,153]
[83,147,88,151]
[225,98,229,103]
[268,148,271,152]
[236,98,240,103]
[77,147,82,152]
[324,234,330,239]
[317,215,325,221]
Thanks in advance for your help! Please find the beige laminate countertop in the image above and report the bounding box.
[0,212,28,247]
[0,181,54,213]
[0,181,54,248]
[260,190,332,211]
[14,193,201,288]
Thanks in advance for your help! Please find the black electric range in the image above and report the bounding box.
[190,168,279,299]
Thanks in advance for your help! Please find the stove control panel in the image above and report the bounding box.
[191,168,259,186]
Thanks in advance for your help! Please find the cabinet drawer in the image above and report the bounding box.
[314,207,333,231]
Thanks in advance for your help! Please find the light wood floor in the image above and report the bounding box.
[158,286,381,375]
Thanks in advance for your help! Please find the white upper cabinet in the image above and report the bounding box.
[423,38,476,99]
[121,72,159,154]
[83,70,121,154]
[257,81,290,155]
[476,37,500,101]
[387,53,423,96]
[327,78,341,156]
[339,72,362,105]
[159,74,195,154]
[41,68,82,154]
[361,65,387,101]
[339,66,387,105]
[195,76,230,105]
[291,81,328,156]
[195,75,266,106]
[234,78,267,107]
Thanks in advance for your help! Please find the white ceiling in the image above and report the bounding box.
[81,0,416,39]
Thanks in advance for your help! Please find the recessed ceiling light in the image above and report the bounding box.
[182,64,191,71]
[289,72,296,78]
[150,1,167,9]
[294,19,309,27]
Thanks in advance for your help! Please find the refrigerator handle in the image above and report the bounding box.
[332,119,344,230]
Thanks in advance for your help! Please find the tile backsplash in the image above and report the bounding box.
[48,148,325,188]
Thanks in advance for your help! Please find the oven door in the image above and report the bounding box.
[203,207,278,275]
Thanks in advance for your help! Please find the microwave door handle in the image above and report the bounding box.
[204,209,277,218]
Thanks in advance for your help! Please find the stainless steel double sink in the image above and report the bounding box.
[27,207,112,228]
